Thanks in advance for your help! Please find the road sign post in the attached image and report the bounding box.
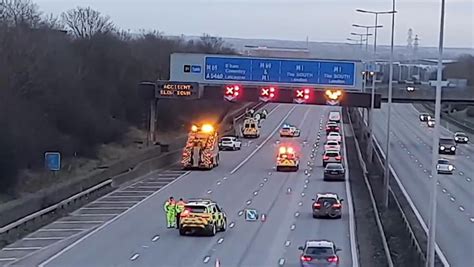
[45,152,61,171]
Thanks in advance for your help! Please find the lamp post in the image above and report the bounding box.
[351,32,373,93]
[355,10,396,164]
[426,0,446,266]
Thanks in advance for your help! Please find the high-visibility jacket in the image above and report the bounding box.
[164,200,176,213]
[176,201,186,213]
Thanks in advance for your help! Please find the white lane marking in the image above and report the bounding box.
[229,222,235,228]
[130,253,140,261]
[264,177,269,182]
[303,184,308,189]
[246,200,252,205]
[0,258,16,261]
[450,197,456,202]
[294,212,300,217]
[253,191,259,196]
[442,189,447,193]
[459,206,465,212]
[290,224,296,230]
[3,247,42,251]
[203,256,211,263]
[342,114,361,267]
[467,177,471,182]
[217,181,221,185]
[38,171,190,267]
[373,136,450,266]
[23,237,64,241]
[223,176,228,180]
[301,192,305,197]
[238,210,244,216]
[230,105,297,174]
[207,190,213,194]
[217,238,224,244]
[470,218,474,223]
[151,235,160,242]
[259,183,264,187]
[285,240,291,247]
[298,201,303,206]
[38,229,84,232]
[278,258,285,266]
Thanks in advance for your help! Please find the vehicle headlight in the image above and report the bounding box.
[455,137,459,141]
[448,165,454,171]
[440,146,445,150]
[451,146,456,151]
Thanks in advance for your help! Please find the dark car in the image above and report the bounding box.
[454,132,469,144]
[298,240,341,267]
[325,123,340,134]
[323,163,345,181]
[419,113,431,121]
[312,193,343,219]
[439,138,457,155]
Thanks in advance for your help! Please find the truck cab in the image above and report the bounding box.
[181,124,220,169]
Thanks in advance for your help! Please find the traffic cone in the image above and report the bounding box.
[215,258,220,267]
[261,214,266,222]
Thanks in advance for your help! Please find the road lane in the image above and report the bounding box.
[373,103,474,267]
[13,104,356,267]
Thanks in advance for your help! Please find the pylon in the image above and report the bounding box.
[215,258,220,267]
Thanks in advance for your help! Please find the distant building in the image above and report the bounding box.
[242,45,310,58]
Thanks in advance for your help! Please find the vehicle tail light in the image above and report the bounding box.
[327,256,339,263]
[335,156,342,160]
[333,203,342,208]
[180,209,191,217]
[335,127,340,130]
[323,155,329,160]
[300,256,312,262]
[314,203,321,209]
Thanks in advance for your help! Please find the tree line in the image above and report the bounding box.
[0,0,235,196]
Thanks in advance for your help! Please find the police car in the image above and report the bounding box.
[280,124,301,137]
[178,199,227,236]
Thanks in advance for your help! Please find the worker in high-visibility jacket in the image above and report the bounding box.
[164,197,177,228]
[175,198,186,229]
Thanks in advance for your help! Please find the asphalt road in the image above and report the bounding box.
[373,103,474,267]
[2,104,357,267]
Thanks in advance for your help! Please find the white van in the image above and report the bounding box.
[328,111,341,123]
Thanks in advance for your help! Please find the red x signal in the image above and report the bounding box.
[260,87,276,98]
[225,85,240,96]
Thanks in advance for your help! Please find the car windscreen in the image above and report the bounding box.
[185,205,207,213]
[455,133,466,137]
[221,138,233,142]
[438,160,449,165]
[326,152,339,157]
[326,141,338,145]
[326,164,342,170]
[440,138,455,144]
[305,246,334,257]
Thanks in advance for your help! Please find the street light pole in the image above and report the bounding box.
[382,0,396,208]
[427,0,446,265]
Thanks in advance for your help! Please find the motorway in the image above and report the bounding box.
[1,104,357,267]
[373,103,474,267]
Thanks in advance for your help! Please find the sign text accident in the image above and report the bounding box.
[156,81,199,99]
[204,56,356,86]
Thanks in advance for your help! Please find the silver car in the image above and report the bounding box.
[298,240,341,267]
[312,193,343,219]
[437,159,455,174]
[322,150,342,167]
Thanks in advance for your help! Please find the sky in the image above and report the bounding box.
[34,0,474,48]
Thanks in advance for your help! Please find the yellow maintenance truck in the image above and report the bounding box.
[241,117,260,138]
[181,124,219,170]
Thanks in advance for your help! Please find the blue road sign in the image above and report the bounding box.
[204,56,356,86]
[45,152,61,171]
[245,209,259,221]
[191,65,202,73]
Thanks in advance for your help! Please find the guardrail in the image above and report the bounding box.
[0,102,265,247]
[350,108,447,266]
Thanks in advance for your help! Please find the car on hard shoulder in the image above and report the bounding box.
[323,150,342,167]
[427,118,435,128]
[218,136,242,151]
[439,138,456,155]
[454,132,469,144]
[324,141,341,152]
[178,199,227,236]
[419,113,431,122]
[325,122,340,134]
[436,159,455,175]
[280,124,301,137]
[298,240,341,267]
[312,193,343,219]
[327,132,342,144]
[324,163,345,181]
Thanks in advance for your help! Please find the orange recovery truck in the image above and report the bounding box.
[181,124,220,170]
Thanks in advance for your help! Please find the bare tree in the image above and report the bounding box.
[0,0,41,26]
[61,7,115,38]
[199,33,225,53]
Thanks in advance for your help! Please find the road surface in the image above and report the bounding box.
[373,103,474,267]
[1,104,358,267]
